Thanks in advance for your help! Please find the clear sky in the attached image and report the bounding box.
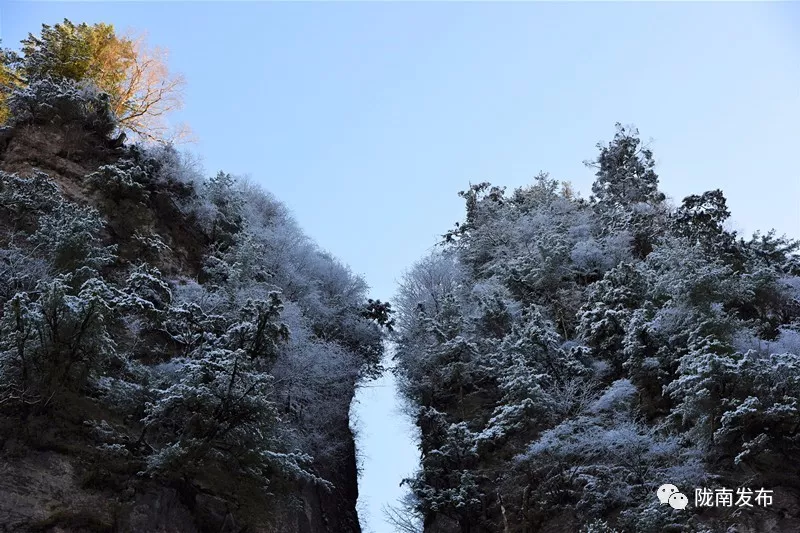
[2,2,798,532]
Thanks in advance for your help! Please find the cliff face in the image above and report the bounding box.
[0,446,362,533]
[0,118,370,533]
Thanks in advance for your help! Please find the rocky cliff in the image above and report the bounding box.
[0,92,376,533]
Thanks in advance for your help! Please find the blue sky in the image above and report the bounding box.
[2,2,798,532]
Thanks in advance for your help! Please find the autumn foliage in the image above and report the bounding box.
[2,19,188,143]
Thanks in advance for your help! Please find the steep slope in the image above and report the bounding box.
[394,126,800,533]
[0,78,385,532]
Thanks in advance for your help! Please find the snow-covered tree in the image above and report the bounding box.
[396,124,800,532]
[587,124,667,258]
[0,276,118,410]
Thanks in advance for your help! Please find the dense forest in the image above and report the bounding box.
[393,127,800,532]
[2,17,800,533]
[0,20,392,533]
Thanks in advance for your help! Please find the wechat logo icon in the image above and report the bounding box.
[657,484,688,510]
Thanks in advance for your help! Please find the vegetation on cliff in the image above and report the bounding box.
[0,20,389,533]
[1,19,187,142]
[394,126,800,532]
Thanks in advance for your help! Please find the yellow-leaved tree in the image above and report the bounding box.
[2,19,190,143]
